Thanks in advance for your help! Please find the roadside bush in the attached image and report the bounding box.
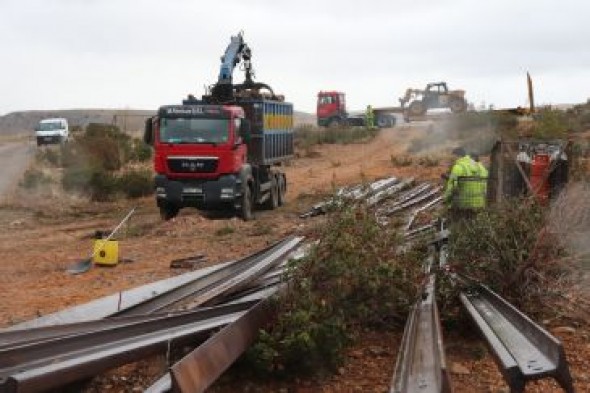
[531,109,569,139]
[89,169,120,201]
[35,148,60,167]
[62,165,93,192]
[129,139,152,162]
[390,154,413,167]
[245,200,422,377]
[119,169,153,198]
[417,155,440,167]
[20,168,52,189]
[294,124,378,148]
[215,225,235,236]
[62,165,119,201]
[78,135,123,171]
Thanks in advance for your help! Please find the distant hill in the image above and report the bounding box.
[0,109,316,136]
[0,109,154,136]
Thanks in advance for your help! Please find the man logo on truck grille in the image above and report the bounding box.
[181,161,205,171]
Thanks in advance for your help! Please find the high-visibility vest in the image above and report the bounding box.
[445,156,487,209]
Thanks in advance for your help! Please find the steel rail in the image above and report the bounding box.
[404,196,443,231]
[0,238,303,393]
[1,237,301,349]
[112,236,302,316]
[0,307,248,393]
[367,178,414,207]
[170,293,278,393]
[460,284,574,393]
[144,283,284,393]
[382,186,441,217]
[3,262,233,331]
[390,274,451,393]
[0,300,257,371]
[384,183,432,209]
[300,177,399,218]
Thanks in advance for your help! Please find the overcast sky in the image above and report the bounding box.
[1,0,588,115]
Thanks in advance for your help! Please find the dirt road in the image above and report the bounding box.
[0,141,33,199]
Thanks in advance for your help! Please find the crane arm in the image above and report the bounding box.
[217,32,253,86]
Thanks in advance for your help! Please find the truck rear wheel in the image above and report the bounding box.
[277,174,286,206]
[265,176,279,210]
[160,203,179,221]
[240,185,254,221]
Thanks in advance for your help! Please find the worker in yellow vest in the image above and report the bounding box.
[444,147,488,210]
[365,105,375,129]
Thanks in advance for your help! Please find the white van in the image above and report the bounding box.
[35,118,69,146]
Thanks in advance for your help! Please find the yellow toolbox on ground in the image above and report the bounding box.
[92,239,119,266]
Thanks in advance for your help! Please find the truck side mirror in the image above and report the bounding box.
[239,119,251,143]
[143,117,154,146]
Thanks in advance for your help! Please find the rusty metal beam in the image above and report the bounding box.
[170,295,277,393]
[460,285,574,393]
[390,274,451,393]
[0,303,249,393]
[3,262,232,331]
[114,236,302,316]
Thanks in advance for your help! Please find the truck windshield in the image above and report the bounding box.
[160,118,229,144]
[38,122,63,131]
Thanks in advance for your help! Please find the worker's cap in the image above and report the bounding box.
[451,147,466,157]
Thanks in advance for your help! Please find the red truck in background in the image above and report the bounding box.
[144,33,293,220]
[317,91,397,128]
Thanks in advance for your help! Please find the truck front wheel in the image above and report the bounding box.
[159,203,179,221]
[240,185,254,221]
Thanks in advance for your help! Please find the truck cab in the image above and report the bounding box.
[317,91,347,127]
[35,118,69,146]
[145,99,293,220]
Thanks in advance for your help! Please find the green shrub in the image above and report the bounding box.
[119,169,153,198]
[531,109,569,138]
[294,125,378,149]
[62,165,119,201]
[245,201,421,377]
[20,168,52,189]
[35,148,60,166]
[89,169,119,201]
[215,225,235,236]
[129,139,152,162]
[417,155,441,167]
[62,165,93,192]
[391,154,413,167]
[78,135,123,171]
[446,200,570,317]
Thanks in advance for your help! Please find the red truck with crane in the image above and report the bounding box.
[143,33,293,220]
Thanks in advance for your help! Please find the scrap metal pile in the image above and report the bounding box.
[300,176,575,393]
[390,225,575,393]
[0,237,307,393]
[300,176,443,238]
